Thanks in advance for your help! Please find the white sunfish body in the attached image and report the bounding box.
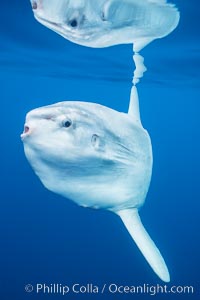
[30,0,180,51]
[21,87,170,282]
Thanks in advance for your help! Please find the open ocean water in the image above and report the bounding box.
[1,0,200,299]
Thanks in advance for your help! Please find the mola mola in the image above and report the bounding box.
[30,0,180,51]
[21,87,170,282]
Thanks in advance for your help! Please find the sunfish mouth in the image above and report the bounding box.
[31,1,37,10]
[21,125,30,140]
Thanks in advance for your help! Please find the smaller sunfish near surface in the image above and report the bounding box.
[21,87,170,282]
[30,0,180,51]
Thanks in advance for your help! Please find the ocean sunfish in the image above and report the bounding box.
[21,87,170,282]
[30,0,180,51]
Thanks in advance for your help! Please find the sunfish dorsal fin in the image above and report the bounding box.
[117,208,170,282]
[128,85,142,126]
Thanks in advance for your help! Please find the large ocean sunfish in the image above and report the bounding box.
[30,0,180,51]
[21,87,170,282]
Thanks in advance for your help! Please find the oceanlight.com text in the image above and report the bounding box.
[25,283,194,296]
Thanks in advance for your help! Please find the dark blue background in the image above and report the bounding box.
[1,0,199,299]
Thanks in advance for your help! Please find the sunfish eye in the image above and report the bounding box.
[62,119,72,128]
[68,19,78,28]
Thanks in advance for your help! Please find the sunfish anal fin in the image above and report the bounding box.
[117,208,170,282]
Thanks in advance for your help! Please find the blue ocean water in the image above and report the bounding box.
[1,0,200,299]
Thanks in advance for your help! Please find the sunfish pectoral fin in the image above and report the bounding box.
[116,208,170,282]
[128,85,142,127]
